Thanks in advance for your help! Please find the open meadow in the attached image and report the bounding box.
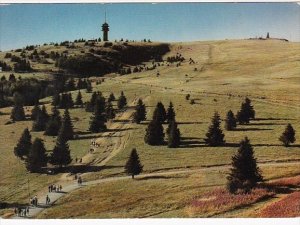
[0,39,299,218]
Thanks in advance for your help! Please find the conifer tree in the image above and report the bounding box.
[44,106,61,136]
[26,138,48,172]
[50,123,72,168]
[66,78,76,91]
[59,93,68,109]
[236,97,255,124]
[167,120,181,148]
[85,91,98,112]
[166,102,175,123]
[86,80,92,93]
[152,101,167,123]
[125,148,143,179]
[67,93,74,108]
[89,100,107,133]
[10,103,26,121]
[133,99,146,124]
[105,101,115,120]
[60,108,74,140]
[205,112,225,146]
[32,105,48,131]
[117,91,127,109]
[52,92,60,106]
[32,112,47,131]
[144,118,164,145]
[279,124,296,147]
[14,128,32,159]
[75,90,83,107]
[108,93,115,102]
[31,104,41,120]
[41,105,49,121]
[227,137,263,194]
[225,110,237,131]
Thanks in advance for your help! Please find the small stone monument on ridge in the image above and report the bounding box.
[102,12,109,42]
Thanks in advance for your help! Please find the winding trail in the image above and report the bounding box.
[11,160,300,219]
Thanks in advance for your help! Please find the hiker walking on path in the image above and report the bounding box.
[77,176,82,185]
[46,195,50,205]
[59,185,62,191]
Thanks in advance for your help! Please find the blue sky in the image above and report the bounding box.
[0,3,299,51]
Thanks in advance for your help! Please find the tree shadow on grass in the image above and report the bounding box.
[234,127,273,131]
[245,122,286,126]
[107,127,136,132]
[137,175,182,181]
[177,121,204,125]
[112,119,131,123]
[254,117,296,121]
[74,134,103,140]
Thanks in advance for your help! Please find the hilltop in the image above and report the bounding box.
[0,40,169,77]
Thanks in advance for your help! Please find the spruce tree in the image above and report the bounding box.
[236,97,255,124]
[10,103,26,121]
[279,124,296,147]
[14,128,32,159]
[67,93,74,108]
[60,108,74,140]
[105,101,115,120]
[26,138,48,172]
[44,106,61,136]
[89,100,107,133]
[59,93,68,109]
[117,91,127,109]
[144,119,164,145]
[31,104,41,120]
[32,112,47,131]
[85,91,98,112]
[227,137,263,194]
[108,93,115,102]
[152,101,167,123]
[225,110,237,131]
[205,112,225,146]
[75,90,83,106]
[133,99,146,124]
[167,120,181,148]
[125,148,143,179]
[50,123,72,168]
[52,92,60,106]
[166,102,175,123]
[86,81,92,93]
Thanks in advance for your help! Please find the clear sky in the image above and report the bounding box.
[0,3,299,51]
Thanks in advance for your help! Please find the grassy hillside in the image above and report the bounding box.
[0,39,299,218]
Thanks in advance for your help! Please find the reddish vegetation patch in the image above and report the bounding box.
[259,191,300,217]
[268,175,300,187]
[187,188,274,217]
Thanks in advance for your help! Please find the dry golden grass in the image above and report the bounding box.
[1,40,300,218]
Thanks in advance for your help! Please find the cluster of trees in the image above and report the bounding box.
[224,97,255,131]
[52,92,74,109]
[0,61,12,71]
[144,101,181,148]
[166,53,185,63]
[14,108,73,172]
[0,75,56,108]
[223,97,296,147]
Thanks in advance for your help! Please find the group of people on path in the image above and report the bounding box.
[48,184,62,193]
[14,207,29,217]
[74,174,83,185]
